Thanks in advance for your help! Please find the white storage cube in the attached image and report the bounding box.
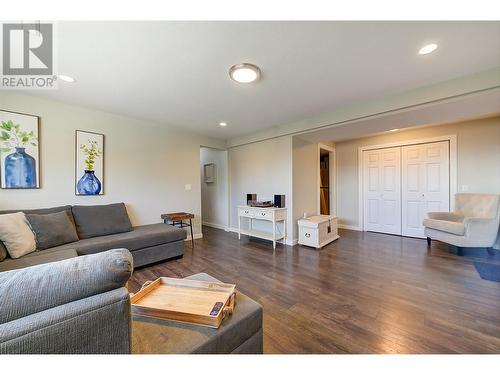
[298,215,339,249]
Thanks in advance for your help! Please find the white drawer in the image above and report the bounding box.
[255,209,274,221]
[238,208,254,218]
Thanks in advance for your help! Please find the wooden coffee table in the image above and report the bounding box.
[161,212,195,248]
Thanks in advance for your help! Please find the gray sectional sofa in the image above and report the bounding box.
[0,203,187,272]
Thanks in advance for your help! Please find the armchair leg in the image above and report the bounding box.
[487,247,495,256]
[456,247,464,256]
[426,237,431,247]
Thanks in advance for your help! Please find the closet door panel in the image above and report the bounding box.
[363,147,401,235]
[402,141,450,238]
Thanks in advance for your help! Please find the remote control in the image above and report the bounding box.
[210,302,224,316]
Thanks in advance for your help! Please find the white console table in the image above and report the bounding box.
[237,205,287,250]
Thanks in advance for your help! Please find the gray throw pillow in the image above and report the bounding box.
[71,203,132,239]
[26,211,79,250]
[0,241,7,261]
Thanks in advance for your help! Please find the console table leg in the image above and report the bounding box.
[238,216,241,240]
[273,222,276,250]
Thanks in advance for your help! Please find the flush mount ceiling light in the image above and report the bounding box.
[219,122,227,127]
[418,43,438,55]
[58,74,76,83]
[389,128,399,132]
[229,63,261,83]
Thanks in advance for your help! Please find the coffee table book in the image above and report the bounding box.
[130,277,236,328]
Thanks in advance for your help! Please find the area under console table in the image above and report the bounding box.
[237,205,287,250]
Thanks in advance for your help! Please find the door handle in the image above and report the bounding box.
[305,233,311,238]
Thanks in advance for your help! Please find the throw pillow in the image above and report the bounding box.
[0,212,36,259]
[0,241,7,261]
[71,203,132,239]
[26,211,79,250]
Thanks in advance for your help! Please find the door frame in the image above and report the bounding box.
[317,143,336,217]
[358,134,457,232]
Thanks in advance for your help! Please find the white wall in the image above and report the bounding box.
[0,92,225,238]
[200,147,228,229]
[335,116,500,228]
[228,136,294,244]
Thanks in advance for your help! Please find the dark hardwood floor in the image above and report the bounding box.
[129,226,500,354]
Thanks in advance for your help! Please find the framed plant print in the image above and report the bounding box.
[0,110,40,189]
[75,130,104,195]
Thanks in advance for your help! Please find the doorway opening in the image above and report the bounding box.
[318,144,335,216]
[200,146,229,231]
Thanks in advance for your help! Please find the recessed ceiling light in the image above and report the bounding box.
[58,74,76,83]
[229,63,261,83]
[418,43,438,55]
[389,128,399,132]
[219,122,227,127]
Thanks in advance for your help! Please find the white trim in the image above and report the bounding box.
[202,221,229,231]
[338,224,362,231]
[185,233,203,241]
[357,134,458,231]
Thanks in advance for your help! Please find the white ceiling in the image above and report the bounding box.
[35,21,500,139]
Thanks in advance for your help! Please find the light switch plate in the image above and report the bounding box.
[185,184,192,191]
[461,185,469,192]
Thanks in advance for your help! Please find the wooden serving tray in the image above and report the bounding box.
[131,277,236,328]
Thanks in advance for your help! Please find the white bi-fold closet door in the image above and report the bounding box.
[363,141,450,238]
[401,141,450,238]
[363,147,402,235]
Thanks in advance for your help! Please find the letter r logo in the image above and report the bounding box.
[2,23,53,75]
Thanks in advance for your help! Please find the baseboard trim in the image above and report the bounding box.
[202,221,229,231]
[338,224,362,231]
[185,233,203,241]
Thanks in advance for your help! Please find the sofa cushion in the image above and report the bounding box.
[0,207,76,255]
[422,218,466,236]
[0,205,75,224]
[26,211,79,250]
[0,248,78,272]
[0,213,37,259]
[72,203,132,239]
[49,224,187,255]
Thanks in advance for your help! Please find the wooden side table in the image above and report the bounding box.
[161,212,195,248]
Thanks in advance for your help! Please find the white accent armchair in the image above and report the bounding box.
[423,193,500,256]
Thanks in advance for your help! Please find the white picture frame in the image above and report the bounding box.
[204,163,215,183]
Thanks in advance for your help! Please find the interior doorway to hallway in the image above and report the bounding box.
[200,146,229,231]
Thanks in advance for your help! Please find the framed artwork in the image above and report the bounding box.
[75,130,104,195]
[0,110,40,189]
[204,163,215,183]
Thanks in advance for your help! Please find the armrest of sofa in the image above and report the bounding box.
[427,212,464,222]
[464,217,499,238]
[0,248,133,324]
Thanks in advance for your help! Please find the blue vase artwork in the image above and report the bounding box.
[0,116,39,189]
[77,170,101,195]
[76,134,103,195]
